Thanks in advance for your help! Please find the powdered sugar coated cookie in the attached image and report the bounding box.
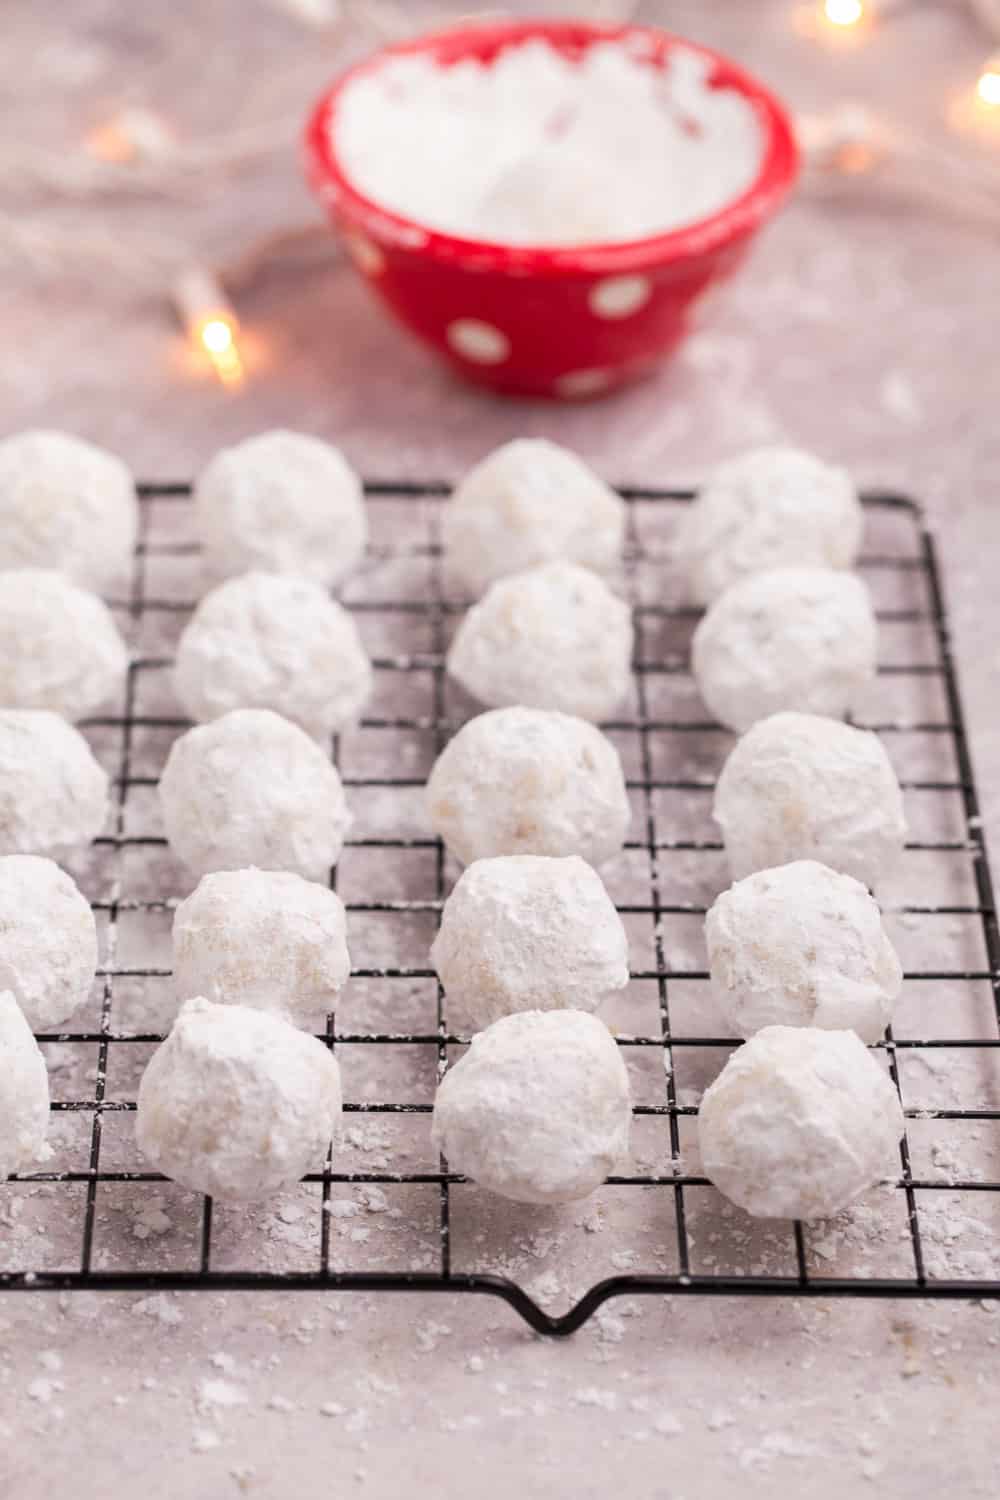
[443,439,624,596]
[136,996,342,1201]
[432,854,628,1032]
[706,860,902,1043]
[698,1025,903,1219]
[194,430,366,587]
[677,446,862,605]
[158,709,350,880]
[432,1009,631,1204]
[173,571,371,741]
[692,567,876,732]
[447,560,632,722]
[426,706,630,867]
[713,711,906,890]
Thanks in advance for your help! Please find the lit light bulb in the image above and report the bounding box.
[977,58,1000,108]
[824,0,864,24]
[172,268,245,387]
[85,108,173,164]
[201,319,234,355]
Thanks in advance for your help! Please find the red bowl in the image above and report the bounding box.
[303,19,799,400]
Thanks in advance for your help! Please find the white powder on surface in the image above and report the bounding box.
[332,40,764,246]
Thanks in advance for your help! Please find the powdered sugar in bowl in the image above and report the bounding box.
[304,20,798,399]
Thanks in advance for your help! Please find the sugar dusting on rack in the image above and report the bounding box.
[1,480,999,1335]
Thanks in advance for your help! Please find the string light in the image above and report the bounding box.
[824,0,865,25]
[172,267,244,386]
[84,108,173,164]
[977,54,1000,105]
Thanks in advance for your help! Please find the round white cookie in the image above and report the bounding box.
[0,990,51,1180]
[158,709,351,880]
[713,711,906,890]
[173,571,371,741]
[443,438,624,596]
[0,710,109,859]
[432,1010,631,1204]
[426,706,630,867]
[0,856,98,1031]
[136,996,342,1201]
[677,446,862,605]
[698,1025,904,1219]
[692,567,877,732]
[432,855,629,1032]
[447,560,632,723]
[0,428,137,589]
[706,860,902,1043]
[0,569,128,720]
[172,868,350,1023]
[194,430,367,587]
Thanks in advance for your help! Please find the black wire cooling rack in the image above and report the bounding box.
[2,480,1000,1336]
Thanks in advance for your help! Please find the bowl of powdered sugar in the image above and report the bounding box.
[304,19,798,398]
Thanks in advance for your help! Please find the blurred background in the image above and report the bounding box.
[3,0,998,479]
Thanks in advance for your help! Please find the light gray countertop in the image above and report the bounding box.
[2,2,1000,1496]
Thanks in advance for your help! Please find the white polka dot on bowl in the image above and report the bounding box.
[343,230,385,275]
[446,319,511,364]
[553,368,613,398]
[589,275,652,319]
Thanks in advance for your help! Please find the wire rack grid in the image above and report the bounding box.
[2,479,1000,1337]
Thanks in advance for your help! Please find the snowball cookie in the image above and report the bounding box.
[698,1025,903,1219]
[194,430,366,587]
[426,706,630,867]
[0,856,98,1031]
[692,568,876,732]
[0,990,51,1179]
[0,710,109,858]
[0,428,137,590]
[432,1010,631,1204]
[706,861,903,1044]
[443,438,625,596]
[432,855,629,1032]
[172,868,350,1022]
[173,571,371,741]
[0,569,128,720]
[136,996,342,1200]
[714,711,907,890]
[447,561,633,723]
[677,446,862,606]
[158,709,351,880]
